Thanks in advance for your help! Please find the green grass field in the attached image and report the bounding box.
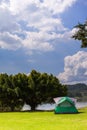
[0,107,87,130]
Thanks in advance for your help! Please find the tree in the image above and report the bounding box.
[0,74,22,111]
[11,73,29,110]
[0,71,67,111]
[26,70,41,111]
[26,70,67,111]
[72,20,87,47]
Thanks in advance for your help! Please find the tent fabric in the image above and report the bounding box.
[54,97,78,114]
[53,97,77,104]
[57,97,74,105]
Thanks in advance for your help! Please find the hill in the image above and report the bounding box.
[67,83,87,101]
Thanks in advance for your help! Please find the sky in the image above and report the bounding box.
[0,0,87,84]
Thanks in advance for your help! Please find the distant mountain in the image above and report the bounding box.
[67,83,87,101]
[67,83,87,91]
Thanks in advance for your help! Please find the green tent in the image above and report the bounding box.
[54,97,78,114]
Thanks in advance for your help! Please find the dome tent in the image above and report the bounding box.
[54,97,78,114]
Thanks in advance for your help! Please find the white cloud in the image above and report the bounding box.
[41,0,77,14]
[0,6,20,33]
[9,0,41,15]
[0,32,22,50]
[9,0,77,15]
[0,0,77,53]
[58,51,87,84]
[23,31,54,52]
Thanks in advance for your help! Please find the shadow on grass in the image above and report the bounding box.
[0,108,86,114]
[0,109,54,113]
[54,111,85,115]
[54,107,87,115]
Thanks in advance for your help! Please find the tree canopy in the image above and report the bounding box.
[0,70,67,111]
[72,20,87,48]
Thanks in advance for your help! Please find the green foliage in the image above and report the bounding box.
[0,74,23,111]
[0,70,67,111]
[72,21,87,47]
[26,70,67,110]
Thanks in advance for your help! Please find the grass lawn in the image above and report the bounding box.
[0,107,87,130]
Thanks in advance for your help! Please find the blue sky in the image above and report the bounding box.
[0,0,87,84]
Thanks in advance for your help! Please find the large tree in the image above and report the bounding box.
[26,70,67,111]
[0,71,67,111]
[72,20,87,48]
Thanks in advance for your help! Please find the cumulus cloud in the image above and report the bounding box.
[0,32,22,50]
[9,0,77,15]
[0,7,20,33]
[58,51,87,84]
[0,0,77,53]
[41,0,77,14]
[23,31,54,52]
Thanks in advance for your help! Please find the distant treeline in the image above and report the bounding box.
[67,83,87,101]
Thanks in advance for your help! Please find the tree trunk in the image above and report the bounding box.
[31,105,36,111]
[10,105,15,111]
[30,104,36,111]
